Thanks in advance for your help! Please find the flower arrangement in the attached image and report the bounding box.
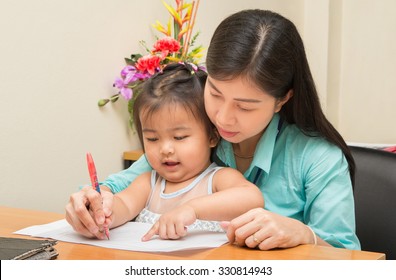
[98,0,203,128]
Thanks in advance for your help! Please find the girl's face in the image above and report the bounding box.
[140,104,216,183]
[204,76,288,145]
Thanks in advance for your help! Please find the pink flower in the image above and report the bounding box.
[135,55,161,75]
[113,77,133,100]
[121,65,136,77]
[120,65,151,83]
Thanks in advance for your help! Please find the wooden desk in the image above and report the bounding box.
[0,206,385,260]
[123,150,143,168]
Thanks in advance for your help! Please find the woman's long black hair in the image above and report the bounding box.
[206,9,355,185]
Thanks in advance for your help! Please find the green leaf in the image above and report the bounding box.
[110,95,119,103]
[189,31,200,46]
[125,53,143,65]
[98,99,110,107]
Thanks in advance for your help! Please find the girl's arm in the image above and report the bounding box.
[142,168,263,241]
[109,172,152,228]
[65,155,152,238]
[188,167,264,221]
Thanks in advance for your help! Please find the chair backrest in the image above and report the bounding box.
[350,146,396,260]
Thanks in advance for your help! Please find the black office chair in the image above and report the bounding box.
[350,145,396,260]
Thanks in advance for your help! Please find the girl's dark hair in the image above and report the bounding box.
[133,63,217,151]
[206,9,355,184]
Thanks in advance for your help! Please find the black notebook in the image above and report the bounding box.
[0,237,58,260]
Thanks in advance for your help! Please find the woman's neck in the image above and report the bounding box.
[232,132,263,174]
[232,131,263,158]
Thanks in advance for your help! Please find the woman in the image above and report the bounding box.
[66,9,360,250]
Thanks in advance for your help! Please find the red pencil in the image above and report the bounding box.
[86,153,110,240]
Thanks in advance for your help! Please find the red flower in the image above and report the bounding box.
[152,37,181,58]
[135,55,162,75]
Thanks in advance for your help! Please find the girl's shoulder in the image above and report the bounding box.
[211,166,247,185]
[213,166,241,176]
[131,171,153,188]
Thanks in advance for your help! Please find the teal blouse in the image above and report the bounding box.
[101,114,361,250]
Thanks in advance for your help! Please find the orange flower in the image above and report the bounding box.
[135,55,162,75]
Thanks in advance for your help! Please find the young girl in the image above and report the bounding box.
[76,63,263,240]
[66,10,360,250]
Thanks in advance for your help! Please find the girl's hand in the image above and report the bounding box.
[221,208,316,250]
[142,205,197,241]
[65,186,113,239]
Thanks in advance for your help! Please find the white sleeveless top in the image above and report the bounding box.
[135,163,225,232]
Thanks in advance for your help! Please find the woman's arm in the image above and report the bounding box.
[223,143,360,251]
[301,143,360,249]
[101,155,152,193]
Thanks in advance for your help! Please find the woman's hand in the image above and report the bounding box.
[142,205,197,241]
[221,208,317,250]
[65,186,113,239]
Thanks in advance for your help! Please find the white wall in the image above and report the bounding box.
[302,0,331,110]
[337,0,396,143]
[303,0,396,144]
[0,0,302,213]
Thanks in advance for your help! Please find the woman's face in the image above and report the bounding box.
[204,75,286,144]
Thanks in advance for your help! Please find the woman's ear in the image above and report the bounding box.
[209,128,220,148]
[275,89,293,113]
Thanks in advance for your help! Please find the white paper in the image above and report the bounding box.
[14,219,228,252]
